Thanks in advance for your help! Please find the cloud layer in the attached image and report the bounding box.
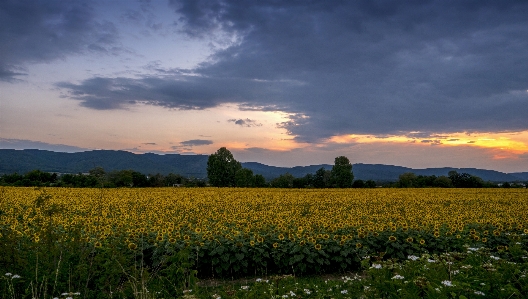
[0,0,120,81]
[7,0,528,143]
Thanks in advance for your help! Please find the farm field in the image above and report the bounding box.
[1,187,528,298]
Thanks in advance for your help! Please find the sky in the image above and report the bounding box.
[1,0,528,173]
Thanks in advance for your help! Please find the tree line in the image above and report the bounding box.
[393,171,525,188]
[0,168,206,188]
[206,147,363,188]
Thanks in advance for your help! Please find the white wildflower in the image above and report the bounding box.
[441,280,453,287]
[392,274,404,279]
[240,286,249,290]
[256,278,262,282]
[304,289,311,295]
[408,255,419,261]
[490,256,500,260]
[341,290,348,294]
[427,259,436,263]
[474,291,485,296]
[371,263,382,269]
[290,291,296,296]
[5,273,12,277]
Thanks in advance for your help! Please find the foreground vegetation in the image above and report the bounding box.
[1,187,527,298]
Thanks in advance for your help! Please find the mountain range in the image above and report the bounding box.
[1,149,527,182]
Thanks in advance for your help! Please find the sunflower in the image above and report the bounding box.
[389,236,397,242]
[406,237,413,243]
[482,237,487,243]
[169,238,176,243]
[272,242,279,248]
[195,227,202,233]
[493,231,501,236]
[128,243,137,250]
[94,241,102,248]
[299,240,306,246]
[278,234,285,240]
[433,232,440,238]
[456,234,461,239]
[250,240,255,246]
[314,244,322,250]
[257,236,264,243]
[419,239,425,245]
[356,242,362,248]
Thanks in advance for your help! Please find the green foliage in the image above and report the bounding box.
[235,168,255,187]
[331,156,354,188]
[270,173,294,188]
[207,147,242,187]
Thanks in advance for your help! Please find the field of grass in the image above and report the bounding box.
[1,187,527,298]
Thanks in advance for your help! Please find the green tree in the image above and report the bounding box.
[330,156,353,188]
[235,168,255,187]
[207,147,242,187]
[313,167,331,188]
[270,173,294,188]
[254,174,267,187]
[398,172,417,188]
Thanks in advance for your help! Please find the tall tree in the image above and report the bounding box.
[331,156,353,188]
[207,147,242,187]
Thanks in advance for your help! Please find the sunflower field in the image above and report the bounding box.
[1,187,527,298]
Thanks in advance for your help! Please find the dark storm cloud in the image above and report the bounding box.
[228,118,262,127]
[0,0,120,81]
[60,0,528,141]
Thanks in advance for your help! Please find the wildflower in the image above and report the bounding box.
[341,290,348,294]
[392,274,404,279]
[441,280,453,287]
[490,255,500,260]
[451,270,459,275]
[304,289,311,295]
[427,259,436,263]
[5,273,12,277]
[11,274,21,279]
[212,294,221,299]
[282,295,288,298]
[474,291,485,296]
[290,291,296,296]
[240,286,249,290]
[408,255,419,261]
[256,278,262,282]
[371,263,382,269]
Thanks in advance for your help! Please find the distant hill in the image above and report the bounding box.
[0,149,526,182]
